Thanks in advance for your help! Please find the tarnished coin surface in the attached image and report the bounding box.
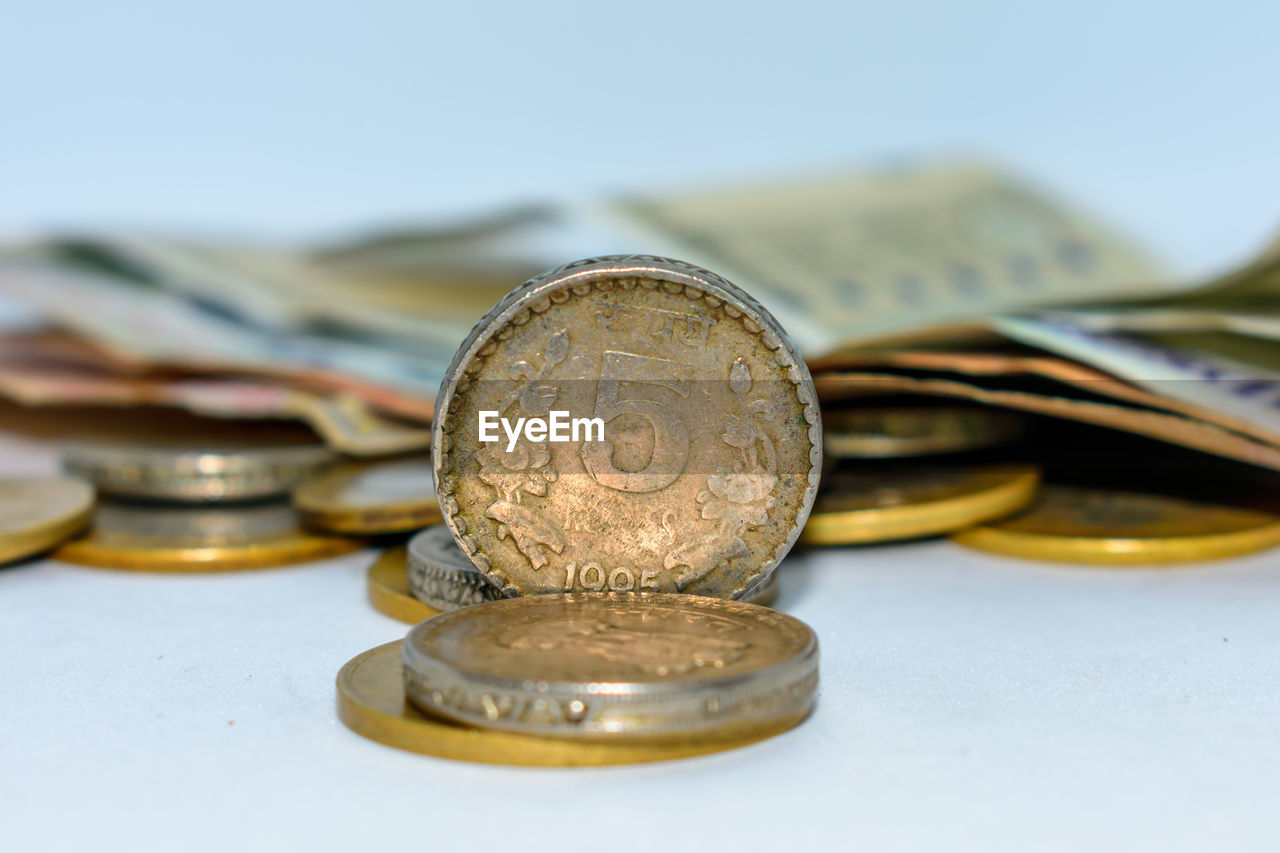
[64,440,333,502]
[433,256,821,599]
[294,456,440,534]
[402,592,819,742]
[339,642,805,766]
[407,524,502,611]
[54,500,360,571]
[952,484,1280,565]
[800,464,1039,545]
[823,407,1024,459]
[0,476,95,564]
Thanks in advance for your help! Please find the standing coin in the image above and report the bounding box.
[823,407,1024,459]
[434,256,822,599]
[952,484,1280,565]
[54,501,360,571]
[0,476,95,564]
[63,440,333,502]
[739,567,779,608]
[407,524,503,611]
[293,456,440,535]
[800,464,1039,545]
[402,592,818,742]
[366,548,441,624]
[338,642,804,766]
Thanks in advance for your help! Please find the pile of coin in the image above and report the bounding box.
[338,256,823,764]
[51,440,364,572]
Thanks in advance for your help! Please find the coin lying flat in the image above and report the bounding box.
[63,440,333,502]
[823,407,1024,459]
[952,484,1280,565]
[0,476,95,564]
[293,456,440,535]
[800,463,1039,545]
[434,255,822,599]
[339,642,804,766]
[367,548,441,624]
[54,500,361,571]
[407,524,503,611]
[402,592,818,742]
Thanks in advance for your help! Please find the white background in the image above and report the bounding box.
[4,2,1280,851]
[2,1,1279,274]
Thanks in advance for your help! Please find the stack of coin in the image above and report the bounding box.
[341,256,821,764]
[338,593,819,765]
[56,440,360,572]
[64,440,334,503]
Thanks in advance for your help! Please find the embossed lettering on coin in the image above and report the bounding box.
[401,592,819,741]
[433,256,821,598]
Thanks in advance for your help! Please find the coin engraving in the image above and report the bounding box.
[434,256,821,598]
[406,524,502,611]
[401,592,819,740]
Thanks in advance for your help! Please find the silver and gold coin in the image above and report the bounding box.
[823,406,1024,459]
[372,540,779,626]
[54,500,361,572]
[338,642,803,766]
[433,256,821,599]
[293,456,440,535]
[952,483,1280,565]
[402,592,818,742]
[63,440,333,502]
[407,524,502,611]
[801,463,1039,545]
[0,476,95,564]
[367,548,441,624]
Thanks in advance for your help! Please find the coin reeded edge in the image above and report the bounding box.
[431,255,823,599]
[400,593,820,741]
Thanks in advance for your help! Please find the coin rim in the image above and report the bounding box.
[401,591,819,741]
[952,486,1280,565]
[405,524,503,611]
[367,547,443,623]
[432,255,823,599]
[0,476,96,564]
[63,441,333,502]
[800,464,1040,545]
[292,460,441,534]
[338,642,808,766]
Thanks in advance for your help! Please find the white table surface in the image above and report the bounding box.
[3,430,1280,852]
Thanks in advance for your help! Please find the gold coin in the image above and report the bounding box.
[54,501,361,572]
[367,548,442,624]
[402,592,818,742]
[952,484,1280,565]
[63,439,333,502]
[338,642,806,766]
[293,456,440,535]
[434,256,822,599]
[0,476,95,564]
[823,407,1024,459]
[800,463,1040,545]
